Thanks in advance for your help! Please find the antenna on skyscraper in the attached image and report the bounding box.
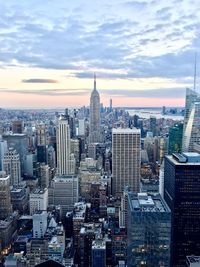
[94,72,96,90]
[193,52,197,91]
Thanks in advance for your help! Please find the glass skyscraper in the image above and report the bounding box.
[182,88,200,152]
[164,153,200,267]
[127,192,171,267]
[168,123,183,155]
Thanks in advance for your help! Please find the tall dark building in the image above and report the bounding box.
[150,116,157,136]
[12,120,23,134]
[164,153,200,267]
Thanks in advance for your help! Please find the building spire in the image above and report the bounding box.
[94,72,96,90]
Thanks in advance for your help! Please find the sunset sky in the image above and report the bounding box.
[0,0,200,108]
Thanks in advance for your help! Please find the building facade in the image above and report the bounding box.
[112,128,141,196]
[3,148,21,186]
[164,153,200,267]
[127,192,171,267]
[182,88,200,152]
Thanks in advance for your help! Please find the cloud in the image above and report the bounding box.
[22,79,59,83]
[0,88,89,96]
[0,0,199,83]
[101,87,186,98]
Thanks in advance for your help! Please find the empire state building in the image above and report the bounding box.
[89,74,101,143]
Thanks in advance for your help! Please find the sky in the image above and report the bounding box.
[0,0,200,108]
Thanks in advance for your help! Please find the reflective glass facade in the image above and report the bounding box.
[164,153,200,267]
[127,193,171,267]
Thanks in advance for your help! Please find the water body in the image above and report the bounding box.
[127,109,183,120]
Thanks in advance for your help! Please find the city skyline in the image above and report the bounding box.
[0,0,200,107]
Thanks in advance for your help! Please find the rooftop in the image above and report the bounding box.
[168,152,200,165]
[112,128,140,134]
[129,193,170,213]
[187,256,200,263]
[92,239,106,250]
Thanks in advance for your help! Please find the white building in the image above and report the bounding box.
[29,188,48,215]
[56,116,75,175]
[33,211,47,238]
[112,128,141,196]
[3,148,21,186]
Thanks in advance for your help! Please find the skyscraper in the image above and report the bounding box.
[89,74,101,143]
[3,148,21,186]
[112,128,141,196]
[164,152,200,267]
[182,88,200,152]
[0,171,12,220]
[0,138,7,171]
[168,123,183,155]
[56,116,74,175]
[127,192,171,267]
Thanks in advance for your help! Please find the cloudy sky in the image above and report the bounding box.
[0,0,200,108]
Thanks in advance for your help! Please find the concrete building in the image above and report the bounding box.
[33,211,48,238]
[3,133,28,175]
[29,188,48,215]
[38,163,50,188]
[12,120,24,134]
[127,192,171,267]
[36,124,47,146]
[3,148,21,186]
[10,185,29,214]
[80,170,101,201]
[0,212,18,252]
[78,119,85,136]
[50,175,79,218]
[0,172,12,220]
[56,116,75,175]
[112,128,141,196]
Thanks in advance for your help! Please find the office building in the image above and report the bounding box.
[0,212,18,251]
[127,192,171,267]
[3,133,28,175]
[150,116,157,136]
[56,116,75,175]
[89,74,101,143]
[36,124,47,146]
[92,239,106,267]
[168,123,183,155]
[12,120,23,134]
[164,153,200,267]
[3,148,21,186]
[0,138,7,171]
[112,128,141,196]
[50,175,78,218]
[78,119,85,136]
[10,185,29,214]
[38,163,50,188]
[0,172,12,220]
[29,188,48,215]
[33,211,47,238]
[182,88,200,152]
